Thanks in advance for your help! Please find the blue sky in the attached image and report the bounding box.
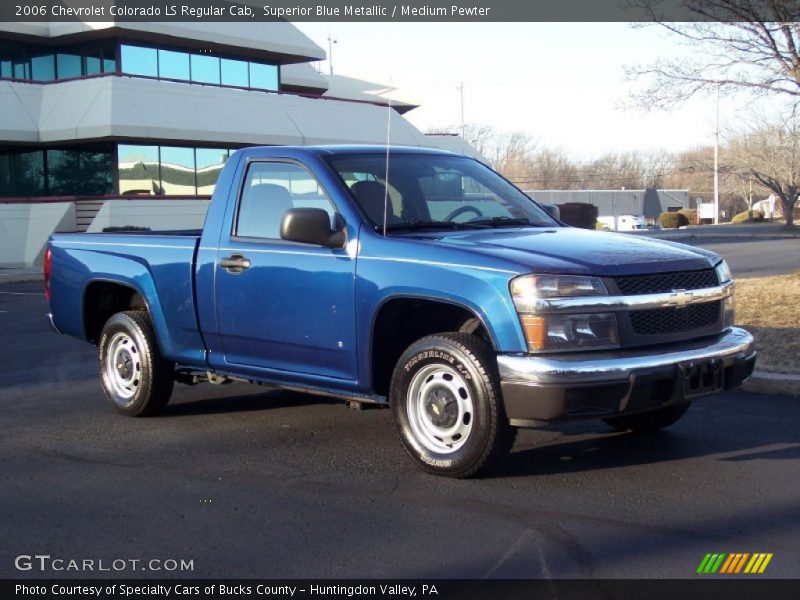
[297,22,771,159]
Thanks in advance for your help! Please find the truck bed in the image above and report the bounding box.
[47,231,206,366]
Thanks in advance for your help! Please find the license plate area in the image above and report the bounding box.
[680,358,724,397]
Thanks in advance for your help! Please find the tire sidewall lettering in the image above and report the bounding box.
[403,350,472,381]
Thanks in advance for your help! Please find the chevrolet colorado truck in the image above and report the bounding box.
[45,146,756,478]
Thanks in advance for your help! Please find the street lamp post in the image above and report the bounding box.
[327,35,337,76]
[713,84,720,225]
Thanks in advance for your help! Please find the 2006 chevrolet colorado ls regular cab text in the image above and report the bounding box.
[45,146,757,477]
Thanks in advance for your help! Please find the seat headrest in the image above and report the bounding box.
[244,183,292,205]
[350,180,395,223]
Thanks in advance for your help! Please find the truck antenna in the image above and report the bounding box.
[383,95,392,237]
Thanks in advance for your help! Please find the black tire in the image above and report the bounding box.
[98,311,174,417]
[390,333,516,478]
[604,403,690,433]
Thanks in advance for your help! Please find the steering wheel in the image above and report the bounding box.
[444,206,483,222]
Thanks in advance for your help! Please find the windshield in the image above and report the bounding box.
[327,153,558,231]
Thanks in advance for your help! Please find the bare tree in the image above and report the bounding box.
[725,107,800,227]
[723,169,757,214]
[627,1,800,109]
[426,124,537,178]
[488,131,538,179]
[515,148,580,190]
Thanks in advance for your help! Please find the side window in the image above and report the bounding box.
[236,162,335,239]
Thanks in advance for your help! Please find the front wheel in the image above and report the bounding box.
[98,311,174,417]
[604,403,690,433]
[390,333,516,478]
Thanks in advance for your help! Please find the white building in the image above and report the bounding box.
[525,189,690,229]
[0,21,473,266]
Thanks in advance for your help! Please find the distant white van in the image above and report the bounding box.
[597,215,648,231]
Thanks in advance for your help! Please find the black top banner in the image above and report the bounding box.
[2,0,791,22]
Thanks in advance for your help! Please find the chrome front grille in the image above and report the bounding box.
[629,301,722,335]
[615,269,719,296]
[614,269,724,342]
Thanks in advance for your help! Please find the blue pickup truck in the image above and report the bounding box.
[46,146,756,477]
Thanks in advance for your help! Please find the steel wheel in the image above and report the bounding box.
[98,311,174,417]
[406,364,474,454]
[104,332,142,406]
[391,332,516,478]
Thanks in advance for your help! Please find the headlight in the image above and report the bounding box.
[520,313,620,352]
[715,260,732,284]
[510,274,608,313]
[714,261,734,328]
[510,274,621,353]
[722,296,735,330]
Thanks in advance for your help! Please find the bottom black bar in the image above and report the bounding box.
[2,579,799,600]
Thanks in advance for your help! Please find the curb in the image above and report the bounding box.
[750,371,800,383]
[0,272,43,285]
[636,233,800,242]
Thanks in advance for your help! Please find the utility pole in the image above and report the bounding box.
[713,84,720,224]
[327,35,337,76]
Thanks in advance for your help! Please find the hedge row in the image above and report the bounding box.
[731,209,765,224]
[658,212,690,229]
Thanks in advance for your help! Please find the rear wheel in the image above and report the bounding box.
[604,403,690,433]
[98,311,174,417]
[390,333,515,478]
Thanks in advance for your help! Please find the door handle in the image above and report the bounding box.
[219,254,251,273]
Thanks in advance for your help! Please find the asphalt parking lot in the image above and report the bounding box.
[1,282,798,580]
[636,226,800,279]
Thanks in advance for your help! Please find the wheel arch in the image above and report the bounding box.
[82,278,151,344]
[368,293,498,397]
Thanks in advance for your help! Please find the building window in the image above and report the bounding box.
[30,53,55,81]
[157,49,190,81]
[117,144,233,196]
[118,145,160,195]
[0,146,113,198]
[85,54,102,76]
[160,146,196,194]
[190,53,220,85]
[13,57,29,79]
[56,52,82,79]
[0,41,116,82]
[46,149,113,196]
[196,148,230,194]
[249,62,278,91]
[120,44,158,78]
[2,41,279,91]
[0,150,45,196]
[118,42,279,91]
[221,58,248,87]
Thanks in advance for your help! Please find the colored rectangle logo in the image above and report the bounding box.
[698,552,773,575]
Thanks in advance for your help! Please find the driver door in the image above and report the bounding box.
[213,160,357,381]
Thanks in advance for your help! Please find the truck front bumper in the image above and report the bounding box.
[497,327,756,425]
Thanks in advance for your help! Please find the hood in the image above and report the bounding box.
[406,227,719,277]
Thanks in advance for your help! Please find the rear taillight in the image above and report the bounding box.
[43,247,52,302]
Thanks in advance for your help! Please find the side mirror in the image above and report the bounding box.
[540,203,560,221]
[280,208,345,247]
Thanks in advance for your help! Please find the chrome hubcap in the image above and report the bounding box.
[105,332,141,404]
[407,364,474,454]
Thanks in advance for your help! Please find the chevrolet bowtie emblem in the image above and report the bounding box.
[669,289,694,307]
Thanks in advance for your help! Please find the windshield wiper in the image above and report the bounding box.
[468,217,549,228]
[383,220,487,232]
